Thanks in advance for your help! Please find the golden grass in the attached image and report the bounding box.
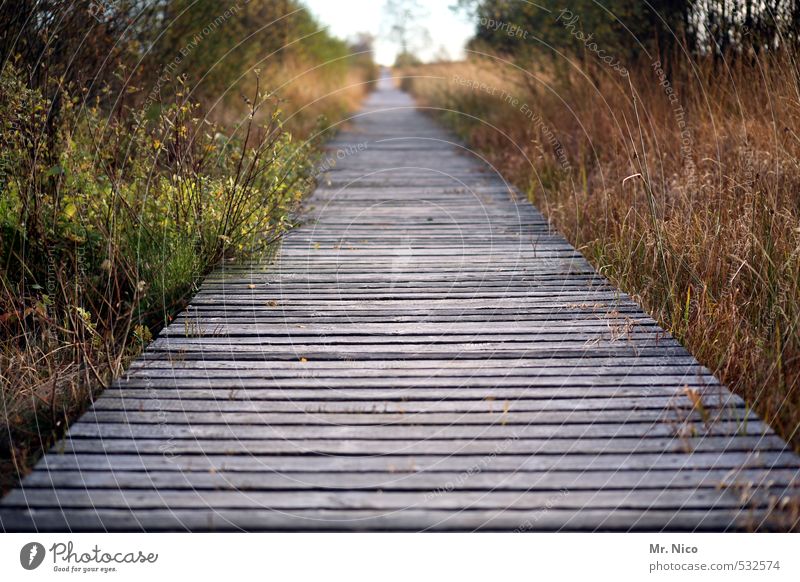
[210,57,376,138]
[402,56,800,449]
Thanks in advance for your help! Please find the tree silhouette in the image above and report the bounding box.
[383,0,431,64]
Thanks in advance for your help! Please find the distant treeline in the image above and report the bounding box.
[0,0,375,127]
[459,0,800,74]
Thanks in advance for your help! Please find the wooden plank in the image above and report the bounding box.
[88,396,738,412]
[0,508,773,532]
[52,435,792,455]
[62,422,764,439]
[1,490,759,513]
[107,375,721,388]
[81,409,755,426]
[105,387,735,401]
[8,470,795,498]
[126,356,700,369]
[37,450,800,472]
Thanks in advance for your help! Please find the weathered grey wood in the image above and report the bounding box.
[88,396,736,412]
[126,362,709,374]
[106,387,739,402]
[2,73,798,533]
[52,435,792,455]
[81,409,755,426]
[114,376,716,389]
[37,450,800,472]
[126,356,699,368]
[0,508,774,532]
[10,468,797,495]
[110,376,721,390]
[61,422,766,439]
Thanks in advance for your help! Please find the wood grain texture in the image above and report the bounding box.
[2,74,798,533]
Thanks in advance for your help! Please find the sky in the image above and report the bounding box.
[302,0,475,65]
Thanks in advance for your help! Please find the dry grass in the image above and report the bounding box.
[402,55,800,449]
[209,57,375,138]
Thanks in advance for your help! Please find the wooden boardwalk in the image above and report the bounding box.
[2,76,798,531]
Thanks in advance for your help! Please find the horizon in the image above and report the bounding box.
[302,0,475,64]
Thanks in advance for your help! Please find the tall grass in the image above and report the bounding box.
[402,55,800,449]
[210,56,375,137]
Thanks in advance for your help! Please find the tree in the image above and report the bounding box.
[383,0,431,64]
[456,0,800,78]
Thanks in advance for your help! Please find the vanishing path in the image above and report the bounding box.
[2,75,798,531]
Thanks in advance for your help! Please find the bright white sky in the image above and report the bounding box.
[302,0,475,65]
